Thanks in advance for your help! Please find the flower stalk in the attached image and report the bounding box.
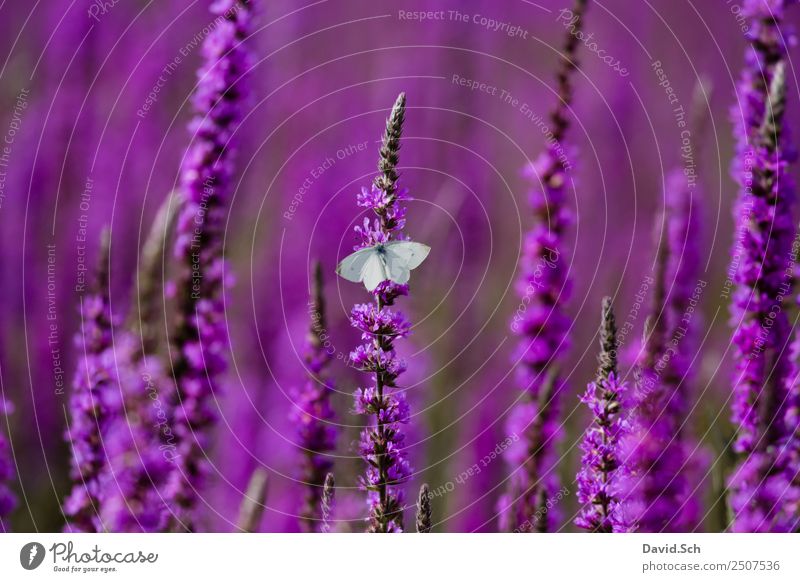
[169,0,253,529]
[501,0,588,531]
[63,231,113,532]
[350,93,414,532]
[575,298,632,533]
[729,56,800,532]
[292,261,336,531]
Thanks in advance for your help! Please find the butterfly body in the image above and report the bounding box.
[337,240,431,291]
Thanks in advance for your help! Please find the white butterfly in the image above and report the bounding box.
[337,241,431,291]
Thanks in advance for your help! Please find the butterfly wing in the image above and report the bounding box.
[384,241,431,270]
[336,247,374,283]
[362,252,389,291]
[384,255,411,285]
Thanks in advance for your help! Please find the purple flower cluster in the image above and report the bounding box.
[665,170,703,388]
[171,0,253,527]
[576,373,632,532]
[626,170,706,532]
[729,0,796,455]
[95,335,177,533]
[501,0,587,531]
[503,146,573,506]
[727,0,800,532]
[64,235,178,532]
[727,447,800,532]
[291,262,337,532]
[0,398,16,532]
[770,341,800,530]
[731,301,800,531]
[625,403,696,532]
[64,242,116,532]
[576,298,633,533]
[660,169,705,530]
[349,93,414,532]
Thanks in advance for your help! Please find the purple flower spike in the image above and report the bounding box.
[659,166,706,531]
[730,55,800,532]
[0,398,16,532]
[346,93,415,532]
[291,262,337,532]
[729,0,797,459]
[627,164,707,532]
[575,298,633,533]
[626,235,688,533]
[96,335,176,533]
[65,230,177,533]
[170,0,254,529]
[501,0,587,532]
[64,233,115,532]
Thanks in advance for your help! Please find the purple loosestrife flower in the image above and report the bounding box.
[66,234,177,533]
[628,170,706,532]
[733,0,797,163]
[627,231,690,533]
[170,0,253,528]
[291,261,337,532]
[87,195,183,533]
[665,168,704,397]
[348,93,414,532]
[576,298,633,533]
[501,0,587,532]
[727,450,800,532]
[659,168,706,531]
[0,398,16,532]
[64,234,115,532]
[729,62,800,532]
[96,335,176,532]
[729,0,797,456]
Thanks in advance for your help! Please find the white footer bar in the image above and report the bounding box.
[1,533,797,581]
